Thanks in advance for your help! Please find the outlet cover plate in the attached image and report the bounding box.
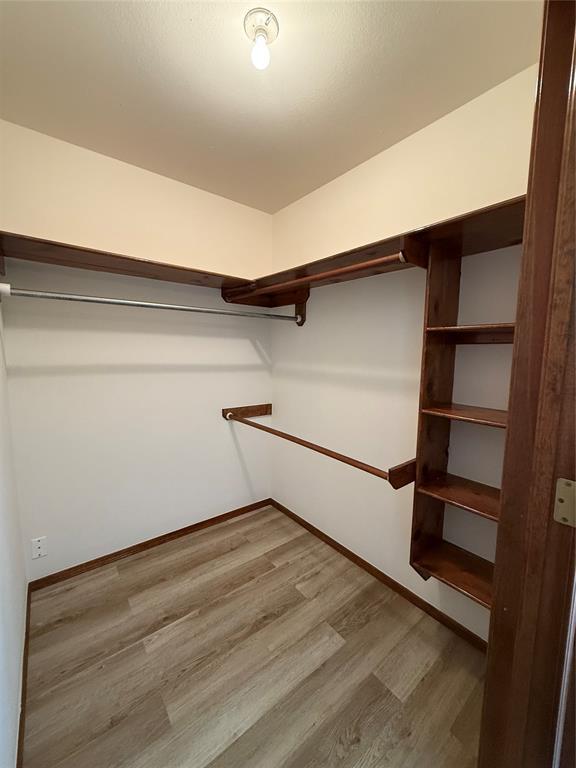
[31,536,48,559]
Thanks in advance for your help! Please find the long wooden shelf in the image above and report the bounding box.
[223,197,525,306]
[414,539,494,608]
[418,472,500,521]
[0,231,249,290]
[1,196,525,313]
[426,323,515,344]
[421,403,508,428]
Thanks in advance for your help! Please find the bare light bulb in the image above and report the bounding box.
[251,33,270,70]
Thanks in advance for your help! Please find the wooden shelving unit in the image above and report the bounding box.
[421,403,508,428]
[416,539,494,608]
[410,239,516,610]
[426,323,515,344]
[418,472,500,521]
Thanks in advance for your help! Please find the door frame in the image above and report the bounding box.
[479,1,576,765]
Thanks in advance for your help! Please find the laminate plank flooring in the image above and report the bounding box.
[22,505,485,768]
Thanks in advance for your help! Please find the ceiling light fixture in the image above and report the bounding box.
[244,8,279,71]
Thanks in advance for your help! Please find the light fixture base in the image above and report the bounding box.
[244,7,279,44]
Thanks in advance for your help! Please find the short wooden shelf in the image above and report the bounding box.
[426,323,515,344]
[418,472,500,521]
[421,403,508,428]
[414,539,494,608]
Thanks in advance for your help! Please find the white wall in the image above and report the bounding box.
[1,67,536,280]
[272,66,536,271]
[445,247,520,563]
[0,311,26,768]
[0,66,534,641]
[270,246,521,640]
[3,249,521,638]
[0,120,273,279]
[2,259,273,580]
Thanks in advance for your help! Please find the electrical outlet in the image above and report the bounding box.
[31,536,48,559]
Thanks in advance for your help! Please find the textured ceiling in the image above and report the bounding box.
[0,1,542,212]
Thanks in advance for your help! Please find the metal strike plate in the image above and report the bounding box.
[554,478,575,527]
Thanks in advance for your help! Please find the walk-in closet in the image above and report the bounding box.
[0,2,573,767]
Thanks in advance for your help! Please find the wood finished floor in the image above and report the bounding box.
[23,505,485,768]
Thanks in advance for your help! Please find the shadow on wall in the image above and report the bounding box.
[2,256,277,375]
[3,300,275,378]
[228,424,257,499]
[271,363,420,394]
[7,362,267,377]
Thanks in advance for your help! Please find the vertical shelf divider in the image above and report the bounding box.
[410,244,462,573]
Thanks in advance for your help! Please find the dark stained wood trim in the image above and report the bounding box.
[418,472,500,522]
[424,195,525,255]
[224,287,310,309]
[415,539,494,609]
[223,252,407,302]
[426,323,515,344]
[2,196,525,314]
[295,298,307,327]
[479,1,576,765]
[268,498,487,652]
[0,231,250,291]
[16,585,31,768]
[410,243,460,576]
[421,403,507,428]
[387,458,417,490]
[28,499,273,592]
[221,196,525,306]
[222,403,272,419]
[251,197,524,289]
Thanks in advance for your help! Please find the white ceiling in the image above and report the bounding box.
[0,1,542,213]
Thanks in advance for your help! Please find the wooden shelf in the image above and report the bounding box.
[414,539,494,608]
[426,323,515,344]
[421,403,508,428]
[220,196,525,307]
[418,472,500,521]
[1,196,525,314]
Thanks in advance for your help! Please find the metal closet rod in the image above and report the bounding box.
[0,283,300,323]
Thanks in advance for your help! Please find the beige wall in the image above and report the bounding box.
[272,65,537,271]
[1,65,537,278]
[0,120,273,279]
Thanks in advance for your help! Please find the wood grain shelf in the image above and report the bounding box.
[414,539,494,608]
[418,472,500,521]
[426,323,515,344]
[421,403,508,428]
[0,231,249,290]
[220,196,526,307]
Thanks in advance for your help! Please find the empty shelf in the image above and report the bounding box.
[421,403,507,428]
[414,539,494,608]
[426,323,515,344]
[418,473,500,521]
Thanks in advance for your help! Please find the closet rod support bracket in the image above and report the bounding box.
[222,404,273,420]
